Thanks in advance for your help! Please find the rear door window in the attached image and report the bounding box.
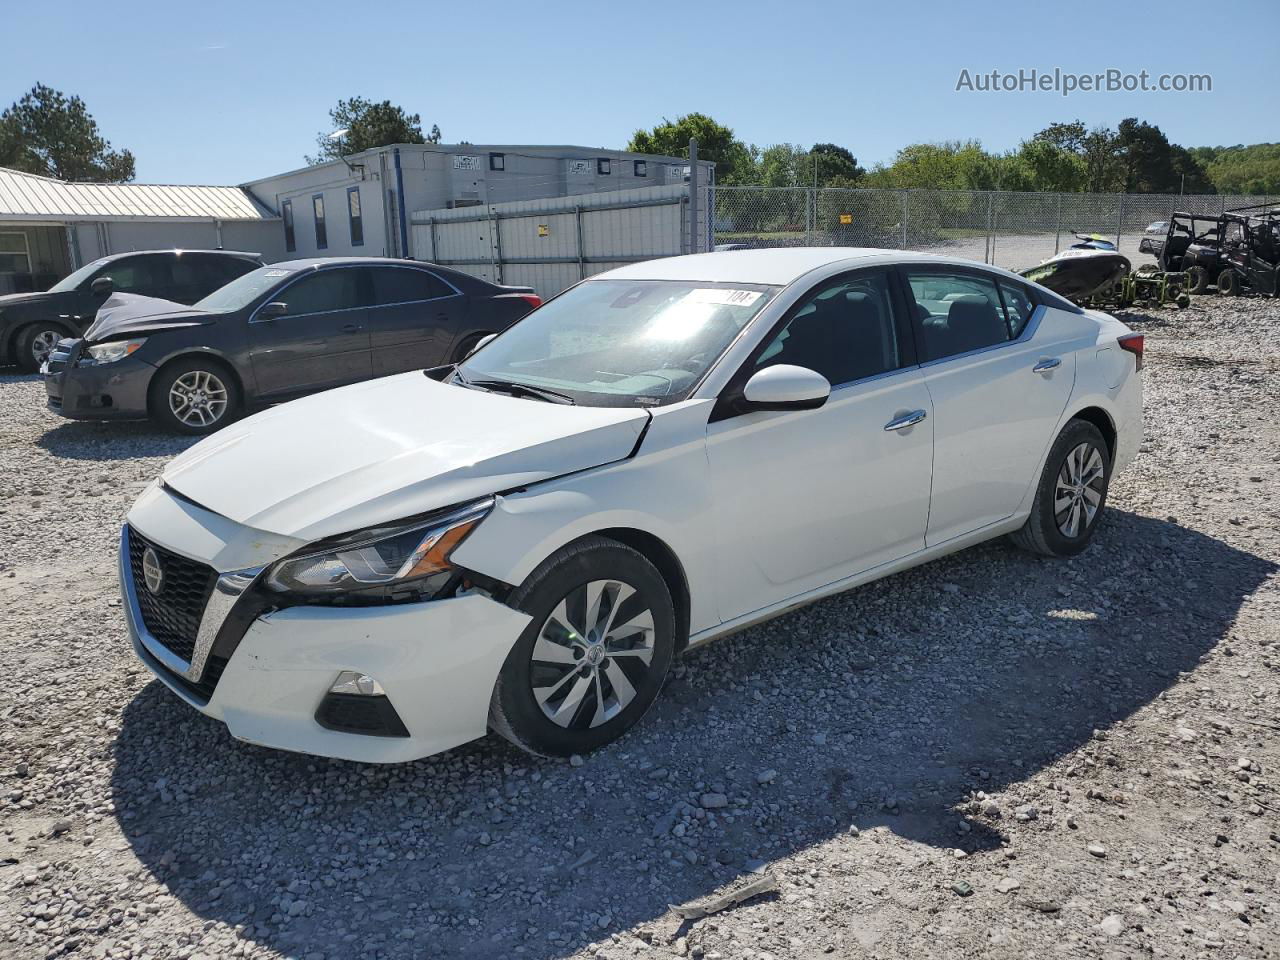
[370,267,454,306]
[903,271,1011,363]
[997,281,1035,338]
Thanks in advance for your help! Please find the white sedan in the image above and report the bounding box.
[120,249,1143,762]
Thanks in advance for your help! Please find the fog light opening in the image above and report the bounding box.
[329,671,386,696]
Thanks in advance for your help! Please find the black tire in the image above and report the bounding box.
[1186,265,1210,295]
[148,357,241,435]
[1010,419,1111,558]
[1216,269,1239,296]
[489,536,676,757]
[14,323,71,373]
[452,332,493,364]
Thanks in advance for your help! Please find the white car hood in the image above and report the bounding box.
[161,373,649,542]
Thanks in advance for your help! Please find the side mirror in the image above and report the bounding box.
[90,276,114,297]
[257,301,288,320]
[467,333,498,358]
[740,364,831,412]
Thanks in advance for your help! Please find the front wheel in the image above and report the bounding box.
[1217,269,1239,296]
[149,358,241,435]
[489,536,676,757]
[1010,419,1111,558]
[15,324,70,373]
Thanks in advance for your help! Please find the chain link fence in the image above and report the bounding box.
[714,187,1277,271]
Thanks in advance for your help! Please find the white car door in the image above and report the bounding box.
[705,268,934,621]
[900,268,1075,546]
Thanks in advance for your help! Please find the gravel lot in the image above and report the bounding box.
[2,295,1278,960]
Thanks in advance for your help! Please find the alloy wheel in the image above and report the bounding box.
[30,330,62,364]
[1054,441,1105,538]
[530,579,655,730]
[168,370,229,428]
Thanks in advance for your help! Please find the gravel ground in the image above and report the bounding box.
[2,295,1278,960]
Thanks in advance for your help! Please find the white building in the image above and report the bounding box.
[243,143,710,261]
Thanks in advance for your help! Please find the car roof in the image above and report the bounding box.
[269,256,440,271]
[598,248,1017,286]
[97,249,262,262]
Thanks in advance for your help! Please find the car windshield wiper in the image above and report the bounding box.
[455,371,576,405]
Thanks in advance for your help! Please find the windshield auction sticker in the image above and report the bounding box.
[685,289,762,307]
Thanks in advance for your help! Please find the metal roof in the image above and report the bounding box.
[0,167,276,222]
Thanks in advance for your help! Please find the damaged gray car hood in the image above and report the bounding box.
[83,293,212,342]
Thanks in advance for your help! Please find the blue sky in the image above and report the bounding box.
[3,0,1277,185]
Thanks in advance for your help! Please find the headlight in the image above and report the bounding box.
[82,338,147,364]
[265,499,493,597]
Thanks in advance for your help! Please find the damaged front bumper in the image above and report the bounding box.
[120,486,531,764]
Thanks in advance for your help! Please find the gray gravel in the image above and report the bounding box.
[2,294,1279,960]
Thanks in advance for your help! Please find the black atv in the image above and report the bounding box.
[1140,211,1224,294]
[1216,206,1280,297]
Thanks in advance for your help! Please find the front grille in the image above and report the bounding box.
[126,526,217,664]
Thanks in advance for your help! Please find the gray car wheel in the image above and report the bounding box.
[149,358,241,435]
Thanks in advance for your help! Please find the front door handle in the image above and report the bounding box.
[884,409,927,432]
[1033,357,1062,372]
[341,323,362,333]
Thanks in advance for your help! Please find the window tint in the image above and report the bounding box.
[756,271,901,386]
[279,269,362,315]
[905,271,1010,362]
[370,267,453,305]
[312,194,327,250]
[347,187,364,247]
[998,281,1035,338]
[282,199,295,253]
[98,255,169,294]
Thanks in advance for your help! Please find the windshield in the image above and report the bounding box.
[48,258,111,293]
[194,265,295,312]
[458,279,778,407]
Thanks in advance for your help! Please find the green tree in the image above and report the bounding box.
[627,113,755,184]
[0,83,135,182]
[809,143,865,185]
[1016,138,1085,192]
[309,97,434,163]
[1193,143,1280,194]
[1081,126,1125,193]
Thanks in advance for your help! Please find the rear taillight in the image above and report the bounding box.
[1118,333,1144,372]
[519,294,542,309]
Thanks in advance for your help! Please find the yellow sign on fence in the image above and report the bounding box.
[839,213,853,225]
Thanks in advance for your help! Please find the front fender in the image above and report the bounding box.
[451,400,721,634]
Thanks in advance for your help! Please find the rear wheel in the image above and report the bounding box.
[1217,269,1239,296]
[15,323,71,373]
[489,536,675,757]
[1186,265,1210,295]
[1010,419,1111,558]
[149,358,241,435]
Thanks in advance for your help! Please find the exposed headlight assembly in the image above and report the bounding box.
[81,338,147,364]
[265,498,493,598]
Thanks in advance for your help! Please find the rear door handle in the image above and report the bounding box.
[341,323,362,332]
[884,409,927,432]
[1033,357,1062,372]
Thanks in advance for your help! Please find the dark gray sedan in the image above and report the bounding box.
[44,257,541,434]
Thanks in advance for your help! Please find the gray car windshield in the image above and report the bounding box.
[458,279,778,407]
[194,266,296,312]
